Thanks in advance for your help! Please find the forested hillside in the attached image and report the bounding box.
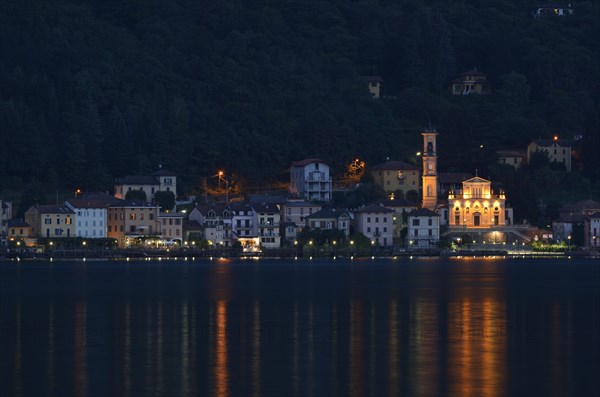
[1,0,599,200]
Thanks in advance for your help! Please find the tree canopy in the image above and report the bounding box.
[1,0,598,211]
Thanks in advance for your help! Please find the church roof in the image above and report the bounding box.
[463,176,491,184]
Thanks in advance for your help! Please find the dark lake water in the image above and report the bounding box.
[1,257,599,396]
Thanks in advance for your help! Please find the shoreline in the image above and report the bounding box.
[1,250,598,262]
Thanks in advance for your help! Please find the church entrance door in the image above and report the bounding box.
[474,213,481,227]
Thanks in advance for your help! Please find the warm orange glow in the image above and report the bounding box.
[553,136,558,141]
[215,300,228,397]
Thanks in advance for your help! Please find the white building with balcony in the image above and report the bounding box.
[289,159,333,201]
[407,208,440,249]
[252,204,281,248]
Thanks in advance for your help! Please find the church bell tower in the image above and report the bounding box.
[422,127,438,211]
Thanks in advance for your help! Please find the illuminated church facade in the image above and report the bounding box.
[420,128,513,230]
[448,177,511,228]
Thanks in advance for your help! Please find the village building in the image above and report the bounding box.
[352,204,394,247]
[553,200,600,243]
[449,69,491,95]
[305,208,352,237]
[531,3,574,17]
[497,150,527,169]
[364,76,383,98]
[114,168,177,201]
[585,213,600,250]
[253,204,281,249]
[1,200,12,236]
[107,200,160,247]
[407,208,441,249]
[24,205,75,239]
[527,138,572,171]
[65,192,119,239]
[368,160,420,198]
[158,212,184,244]
[448,177,511,229]
[289,159,333,201]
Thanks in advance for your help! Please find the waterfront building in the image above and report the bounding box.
[24,204,75,239]
[305,208,352,237]
[189,203,232,246]
[253,204,281,249]
[585,212,600,250]
[352,204,394,247]
[281,200,322,227]
[65,192,118,238]
[407,208,440,249]
[107,200,160,247]
[448,176,510,229]
[553,200,600,242]
[1,200,12,236]
[370,198,419,244]
[289,158,333,201]
[158,212,184,243]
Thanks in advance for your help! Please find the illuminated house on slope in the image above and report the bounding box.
[448,177,513,229]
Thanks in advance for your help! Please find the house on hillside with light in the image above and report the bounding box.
[364,76,383,98]
[114,168,177,201]
[531,3,574,17]
[289,159,333,201]
[449,69,491,95]
[527,138,572,171]
[368,160,420,198]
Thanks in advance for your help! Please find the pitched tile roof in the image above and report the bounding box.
[369,160,418,171]
[291,158,327,167]
[408,208,440,217]
[352,204,394,214]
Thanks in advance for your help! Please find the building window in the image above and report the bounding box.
[412,219,420,226]
[428,219,432,226]
[150,214,154,220]
[367,227,371,233]
[130,213,136,220]
[45,218,52,225]
[428,229,433,236]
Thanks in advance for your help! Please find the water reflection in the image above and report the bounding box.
[214,300,228,397]
[0,258,597,396]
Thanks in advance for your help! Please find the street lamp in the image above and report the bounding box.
[567,235,571,251]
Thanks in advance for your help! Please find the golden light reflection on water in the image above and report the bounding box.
[447,294,506,396]
[215,300,229,397]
